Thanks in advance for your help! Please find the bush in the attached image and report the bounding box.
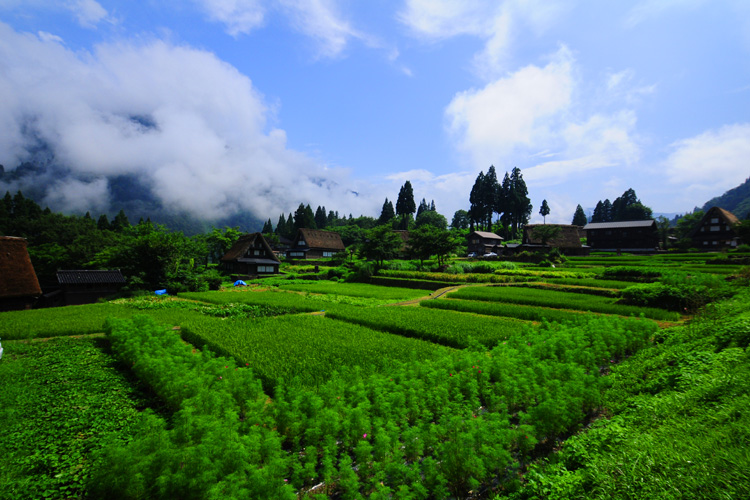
[619,281,733,313]
[599,266,662,281]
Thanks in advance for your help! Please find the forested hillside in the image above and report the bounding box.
[702,177,750,219]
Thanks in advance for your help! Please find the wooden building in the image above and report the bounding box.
[221,233,280,275]
[466,231,504,256]
[520,224,589,255]
[286,228,345,260]
[689,206,740,250]
[583,220,659,252]
[56,270,126,306]
[0,236,42,311]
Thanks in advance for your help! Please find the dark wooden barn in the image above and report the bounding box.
[56,270,126,306]
[521,224,589,255]
[221,233,280,276]
[583,220,659,252]
[286,228,345,260]
[0,236,42,311]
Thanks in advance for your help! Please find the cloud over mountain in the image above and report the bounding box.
[0,22,375,221]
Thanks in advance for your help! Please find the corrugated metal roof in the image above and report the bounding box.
[57,270,125,285]
[584,220,656,230]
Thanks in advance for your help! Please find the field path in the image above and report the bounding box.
[386,285,463,306]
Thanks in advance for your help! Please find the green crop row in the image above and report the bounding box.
[179,314,450,392]
[512,282,621,298]
[446,286,680,321]
[421,298,597,323]
[275,281,428,301]
[95,316,295,499]
[0,303,137,339]
[0,296,287,340]
[0,336,158,500]
[377,269,532,284]
[543,277,635,290]
[179,289,338,311]
[91,307,657,499]
[326,305,527,349]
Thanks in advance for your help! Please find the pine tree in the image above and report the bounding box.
[539,199,550,224]
[378,198,395,225]
[482,165,499,229]
[294,203,316,230]
[97,214,110,231]
[314,205,328,229]
[468,171,486,230]
[508,167,532,237]
[572,204,588,226]
[416,198,429,218]
[395,180,416,230]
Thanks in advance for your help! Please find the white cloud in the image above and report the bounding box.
[0,22,376,219]
[67,0,108,28]
[446,46,574,165]
[194,0,266,36]
[43,177,109,214]
[279,0,366,59]
[399,0,566,77]
[664,124,750,196]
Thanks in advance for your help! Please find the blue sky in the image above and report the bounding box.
[1,1,749,225]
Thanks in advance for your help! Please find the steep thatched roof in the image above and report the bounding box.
[221,233,280,263]
[468,231,504,241]
[296,228,345,251]
[523,224,582,247]
[687,207,740,239]
[0,236,42,299]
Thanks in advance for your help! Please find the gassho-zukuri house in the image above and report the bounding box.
[583,219,659,252]
[220,232,280,276]
[286,228,345,260]
[466,231,504,256]
[689,206,741,249]
[0,236,42,311]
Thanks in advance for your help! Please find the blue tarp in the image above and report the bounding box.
[155,289,168,295]
[234,280,247,286]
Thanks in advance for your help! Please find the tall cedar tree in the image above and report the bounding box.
[378,198,395,225]
[395,181,416,230]
[572,204,588,226]
[416,198,429,218]
[539,199,550,224]
[507,167,532,237]
[314,206,328,229]
[482,165,499,229]
[469,171,485,230]
[262,219,273,233]
[294,204,316,230]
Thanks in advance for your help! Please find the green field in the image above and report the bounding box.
[0,253,748,499]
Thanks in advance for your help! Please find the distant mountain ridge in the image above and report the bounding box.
[701,177,750,219]
[0,162,264,235]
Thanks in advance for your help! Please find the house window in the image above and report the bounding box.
[289,251,304,257]
[254,250,261,256]
[710,226,720,232]
[712,241,718,245]
[258,265,275,273]
[703,241,708,245]
[323,251,334,257]
[711,218,719,223]
[298,239,306,247]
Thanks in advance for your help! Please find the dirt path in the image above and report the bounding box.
[386,285,464,306]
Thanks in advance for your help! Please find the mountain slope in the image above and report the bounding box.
[702,177,750,219]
